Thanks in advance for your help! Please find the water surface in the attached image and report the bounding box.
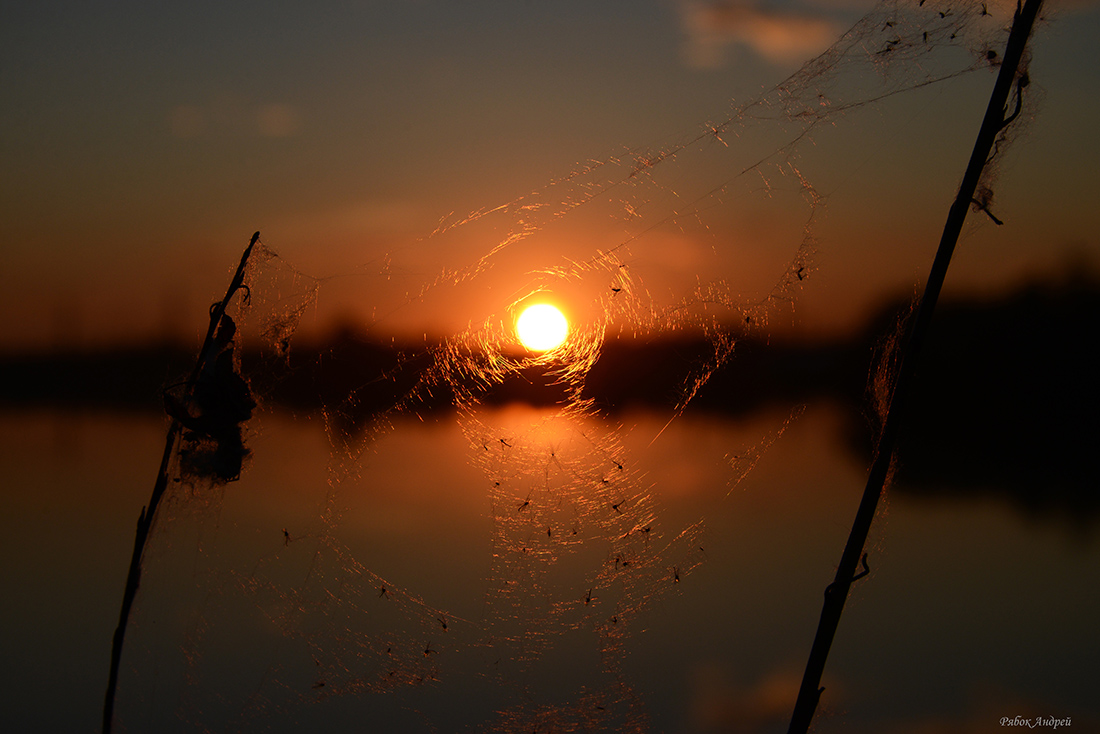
[1,405,1095,732]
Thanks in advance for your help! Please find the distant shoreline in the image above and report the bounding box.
[3,277,1097,520]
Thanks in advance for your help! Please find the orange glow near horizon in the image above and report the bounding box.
[516,304,569,352]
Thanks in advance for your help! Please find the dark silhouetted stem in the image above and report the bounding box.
[786,2,1043,732]
[102,232,260,734]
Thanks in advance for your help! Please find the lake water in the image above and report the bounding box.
[1,404,1096,733]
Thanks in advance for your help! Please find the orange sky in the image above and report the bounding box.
[2,0,1098,350]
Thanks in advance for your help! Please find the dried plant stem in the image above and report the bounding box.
[102,232,260,734]
[786,2,1043,731]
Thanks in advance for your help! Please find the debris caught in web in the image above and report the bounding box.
[109,1,1036,731]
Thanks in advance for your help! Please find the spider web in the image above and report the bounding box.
[112,1,1032,731]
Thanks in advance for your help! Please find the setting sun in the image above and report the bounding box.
[516,304,569,352]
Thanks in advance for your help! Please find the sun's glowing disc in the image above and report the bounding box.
[516,304,568,352]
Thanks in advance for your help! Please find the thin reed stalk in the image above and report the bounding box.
[102,232,260,734]
[785,2,1044,731]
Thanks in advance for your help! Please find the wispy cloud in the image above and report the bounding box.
[167,98,303,139]
[681,0,843,67]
